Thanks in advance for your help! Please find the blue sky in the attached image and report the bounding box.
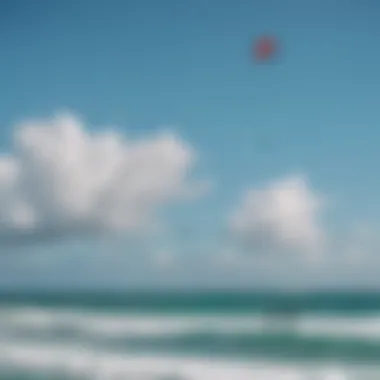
[1,0,380,290]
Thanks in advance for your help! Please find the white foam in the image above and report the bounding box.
[0,307,265,337]
[2,306,380,342]
[0,340,377,380]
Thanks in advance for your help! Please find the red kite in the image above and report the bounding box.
[254,36,277,61]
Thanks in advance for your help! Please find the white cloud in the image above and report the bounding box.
[214,248,240,268]
[0,112,207,244]
[152,248,176,269]
[229,174,325,256]
[335,222,380,267]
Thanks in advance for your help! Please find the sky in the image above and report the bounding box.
[1,0,380,290]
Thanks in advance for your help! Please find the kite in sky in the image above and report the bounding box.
[253,35,278,61]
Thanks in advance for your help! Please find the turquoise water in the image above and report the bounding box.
[1,291,380,379]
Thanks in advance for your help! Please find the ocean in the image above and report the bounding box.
[0,291,380,379]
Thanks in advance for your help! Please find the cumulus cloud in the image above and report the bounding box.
[229,174,325,256]
[334,222,380,267]
[152,248,176,269]
[0,112,207,244]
